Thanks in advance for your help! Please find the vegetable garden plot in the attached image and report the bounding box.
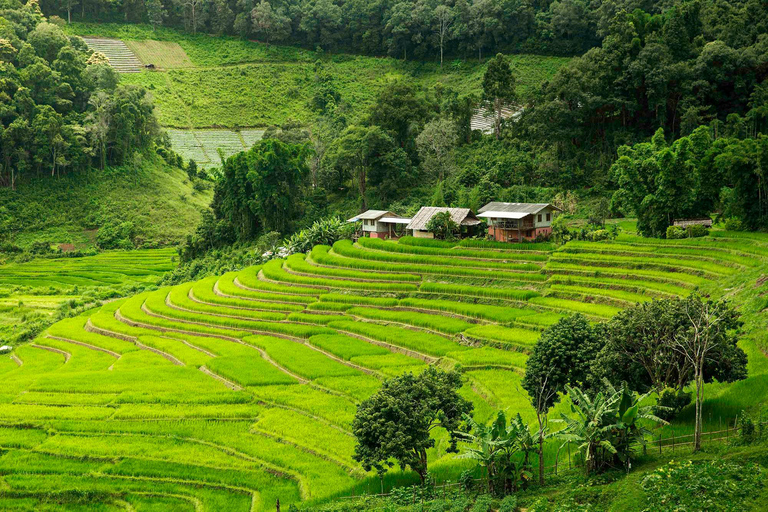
[167,129,264,169]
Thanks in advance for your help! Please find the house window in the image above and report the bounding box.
[538,214,542,222]
[546,213,551,221]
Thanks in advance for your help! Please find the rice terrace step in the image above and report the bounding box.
[82,37,143,73]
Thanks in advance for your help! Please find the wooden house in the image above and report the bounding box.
[477,202,562,242]
[346,210,411,239]
[406,207,481,239]
[673,217,713,228]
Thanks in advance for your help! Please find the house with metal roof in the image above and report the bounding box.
[406,207,481,239]
[477,202,561,242]
[346,210,411,239]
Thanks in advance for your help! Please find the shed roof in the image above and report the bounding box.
[346,210,401,222]
[478,202,562,215]
[406,207,481,231]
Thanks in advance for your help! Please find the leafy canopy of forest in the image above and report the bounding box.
[0,0,162,190]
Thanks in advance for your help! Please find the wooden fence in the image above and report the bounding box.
[338,417,758,501]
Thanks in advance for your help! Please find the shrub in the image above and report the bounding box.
[666,226,687,239]
[96,221,135,250]
[425,211,459,240]
[285,216,354,254]
[499,496,517,512]
[687,224,709,238]
[723,217,744,231]
[655,388,692,421]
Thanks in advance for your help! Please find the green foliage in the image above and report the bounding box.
[522,314,601,412]
[285,217,354,255]
[592,296,747,394]
[96,221,134,250]
[556,382,667,475]
[353,367,472,483]
[641,460,764,512]
[426,211,460,240]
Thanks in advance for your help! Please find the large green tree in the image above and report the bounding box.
[352,366,472,484]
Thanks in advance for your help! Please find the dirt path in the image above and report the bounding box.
[189,287,293,314]
[30,343,71,362]
[236,275,323,295]
[215,279,314,306]
[87,315,184,367]
[254,271,330,291]
[331,328,438,364]
[199,366,243,391]
[115,306,308,385]
[46,335,121,358]
[166,294,382,378]
[168,292,284,323]
[283,262,417,285]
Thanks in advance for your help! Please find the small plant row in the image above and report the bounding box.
[359,237,549,262]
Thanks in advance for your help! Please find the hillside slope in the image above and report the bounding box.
[0,231,766,510]
[0,155,212,251]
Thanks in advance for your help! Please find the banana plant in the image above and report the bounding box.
[554,382,667,475]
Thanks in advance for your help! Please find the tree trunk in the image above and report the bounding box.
[694,366,703,452]
[537,412,544,485]
[495,98,502,140]
[358,167,367,211]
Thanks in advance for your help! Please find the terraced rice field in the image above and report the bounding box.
[3,233,768,510]
[0,249,177,342]
[168,129,265,168]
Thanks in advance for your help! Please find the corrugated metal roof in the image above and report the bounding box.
[406,207,481,231]
[346,210,400,222]
[477,211,529,220]
[478,202,562,214]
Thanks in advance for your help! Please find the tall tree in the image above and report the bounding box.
[145,0,167,31]
[415,117,457,182]
[251,0,291,44]
[433,4,454,68]
[482,53,516,139]
[665,294,742,452]
[353,367,472,484]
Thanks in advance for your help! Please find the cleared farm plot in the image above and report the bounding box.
[82,37,142,72]
[168,128,265,168]
[125,40,194,68]
[3,232,767,510]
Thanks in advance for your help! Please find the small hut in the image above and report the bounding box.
[477,202,561,242]
[346,210,411,239]
[406,207,481,239]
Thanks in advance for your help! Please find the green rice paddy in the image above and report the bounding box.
[3,230,768,510]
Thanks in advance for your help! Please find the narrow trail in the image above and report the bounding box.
[30,343,71,362]
[86,316,184,367]
[46,335,121,358]
[254,271,330,291]
[216,279,314,305]
[248,426,361,475]
[282,263,417,285]
[189,287,292,314]
[234,275,322,296]
[166,294,383,378]
[199,366,243,391]
[331,328,438,364]
[113,306,308,385]
[168,292,286,323]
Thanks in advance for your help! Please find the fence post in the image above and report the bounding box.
[672,431,675,453]
[276,499,280,512]
[659,433,662,454]
[568,443,571,470]
[727,421,729,443]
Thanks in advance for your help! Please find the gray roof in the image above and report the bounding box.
[478,202,562,215]
[346,210,401,222]
[406,207,481,231]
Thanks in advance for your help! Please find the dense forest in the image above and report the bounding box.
[42,0,612,58]
[0,0,162,190]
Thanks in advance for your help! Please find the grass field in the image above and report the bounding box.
[64,23,571,130]
[3,227,768,510]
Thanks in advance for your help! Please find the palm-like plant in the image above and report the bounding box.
[554,382,667,475]
[456,412,512,493]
